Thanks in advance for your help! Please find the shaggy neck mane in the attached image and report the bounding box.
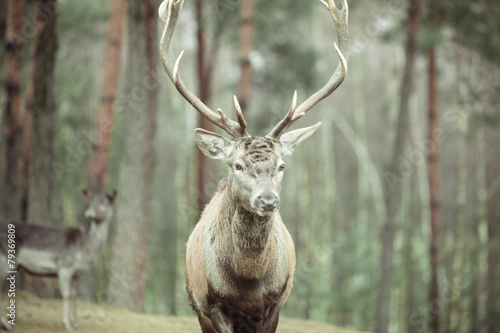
[210,179,277,278]
[217,179,274,246]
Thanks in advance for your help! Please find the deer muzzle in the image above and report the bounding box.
[84,209,96,219]
[254,191,280,216]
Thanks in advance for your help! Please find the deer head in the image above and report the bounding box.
[194,125,321,216]
[159,0,348,215]
[82,189,118,222]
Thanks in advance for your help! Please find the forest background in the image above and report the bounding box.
[0,0,499,333]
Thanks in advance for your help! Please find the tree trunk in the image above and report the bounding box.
[22,6,36,222]
[376,0,422,332]
[427,43,440,333]
[27,0,58,225]
[20,0,58,299]
[80,0,127,302]
[0,0,6,99]
[195,0,215,214]
[88,0,127,191]
[107,0,157,313]
[485,125,500,333]
[236,0,255,112]
[426,2,441,330]
[2,0,25,220]
[468,131,481,333]
[0,0,6,190]
[0,0,6,64]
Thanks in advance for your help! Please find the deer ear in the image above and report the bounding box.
[280,122,321,156]
[107,190,118,203]
[194,129,234,160]
[81,188,92,201]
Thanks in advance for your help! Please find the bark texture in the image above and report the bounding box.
[2,0,26,220]
[195,0,215,214]
[88,0,127,191]
[27,0,58,225]
[427,1,441,331]
[376,0,422,332]
[107,0,157,313]
[236,0,255,112]
[427,45,440,333]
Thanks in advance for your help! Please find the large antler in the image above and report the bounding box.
[159,0,250,138]
[267,0,349,139]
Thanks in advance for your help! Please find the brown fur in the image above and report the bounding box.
[243,137,276,163]
[181,89,321,333]
[185,177,295,333]
[65,228,84,246]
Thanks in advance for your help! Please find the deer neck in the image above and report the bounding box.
[231,207,274,253]
[221,188,277,277]
[84,210,112,262]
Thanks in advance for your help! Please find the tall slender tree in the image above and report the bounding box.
[0,0,6,201]
[2,0,25,220]
[195,0,215,213]
[236,0,255,112]
[18,0,59,299]
[377,0,422,331]
[426,0,440,331]
[0,1,6,63]
[27,0,59,224]
[82,0,127,303]
[88,0,128,192]
[22,5,37,222]
[107,0,157,312]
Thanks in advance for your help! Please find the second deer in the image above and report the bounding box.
[0,190,117,331]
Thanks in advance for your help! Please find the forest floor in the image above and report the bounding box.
[3,292,366,333]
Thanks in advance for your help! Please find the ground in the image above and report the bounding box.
[2,293,366,333]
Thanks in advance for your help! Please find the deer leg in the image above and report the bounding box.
[0,254,14,331]
[69,277,78,329]
[209,305,233,333]
[196,312,217,333]
[58,269,74,331]
[260,305,280,333]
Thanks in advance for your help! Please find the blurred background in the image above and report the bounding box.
[0,0,499,332]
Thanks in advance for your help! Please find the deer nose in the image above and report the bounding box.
[257,193,280,212]
[85,209,95,219]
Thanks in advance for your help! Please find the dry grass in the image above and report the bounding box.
[4,293,364,333]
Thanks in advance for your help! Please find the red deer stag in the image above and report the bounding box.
[159,0,348,332]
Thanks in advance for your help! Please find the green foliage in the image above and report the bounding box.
[437,0,500,63]
[58,0,111,38]
[417,24,442,53]
[259,42,319,96]
[254,0,318,94]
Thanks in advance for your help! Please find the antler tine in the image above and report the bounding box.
[267,91,298,139]
[159,0,249,139]
[233,96,250,137]
[267,0,349,139]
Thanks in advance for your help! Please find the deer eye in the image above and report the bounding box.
[235,163,243,171]
[278,164,285,171]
